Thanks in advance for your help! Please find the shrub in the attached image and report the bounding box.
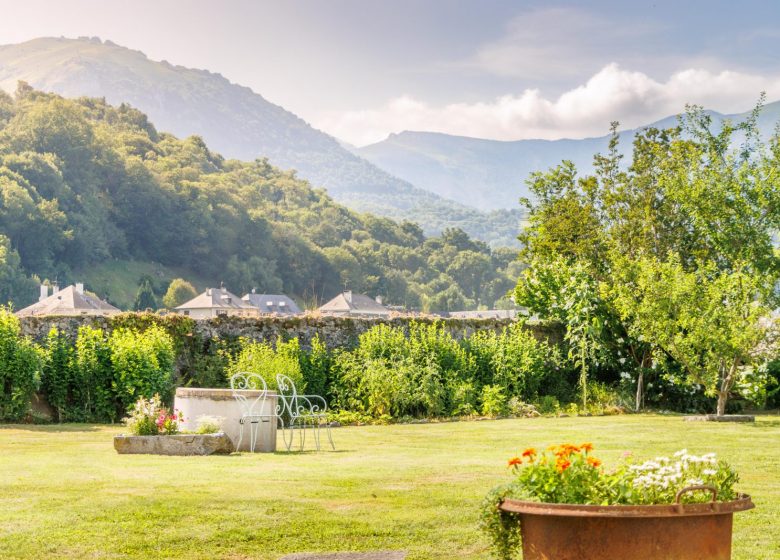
[74,326,115,421]
[480,384,506,417]
[300,335,330,397]
[40,327,78,422]
[537,395,561,416]
[195,415,223,434]
[226,337,305,392]
[110,325,175,412]
[0,308,40,421]
[447,377,478,416]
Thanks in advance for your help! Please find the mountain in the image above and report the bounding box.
[0,88,519,311]
[0,36,522,246]
[355,104,780,212]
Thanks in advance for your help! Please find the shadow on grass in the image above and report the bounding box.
[746,419,780,429]
[0,422,105,433]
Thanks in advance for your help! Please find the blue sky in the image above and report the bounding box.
[1,0,779,144]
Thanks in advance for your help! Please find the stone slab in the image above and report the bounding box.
[281,553,406,560]
[113,433,235,455]
[683,414,755,423]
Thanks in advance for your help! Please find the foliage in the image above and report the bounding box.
[74,326,115,421]
[162,278,197,308]
[0,307,40,421]
[225,337,305,392]
[482,445,740,559]
[194,415,223,434]
[330,321,563,419]
[123,394,183,436]
[133,276,157,311]
[610,255,770,415]
[479,385,507,417]
[40,328,78,422]
[0,87,516,312]
[516,104,780,414]
[109,325,175,412]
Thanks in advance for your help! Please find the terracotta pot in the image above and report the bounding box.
[499,487,754,560]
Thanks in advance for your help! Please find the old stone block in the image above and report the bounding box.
[113,433,235,455]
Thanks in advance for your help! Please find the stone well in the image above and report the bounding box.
[174,387,278,452]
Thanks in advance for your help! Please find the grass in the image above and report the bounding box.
[0,415,778,559]
[74,259,210,309]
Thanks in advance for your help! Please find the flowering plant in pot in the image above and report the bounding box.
[480,444,753,560]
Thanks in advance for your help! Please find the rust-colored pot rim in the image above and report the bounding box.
[500,494,754,518]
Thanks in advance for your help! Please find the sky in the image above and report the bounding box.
[1,0,780,145]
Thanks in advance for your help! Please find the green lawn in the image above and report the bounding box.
[0,415,778,559]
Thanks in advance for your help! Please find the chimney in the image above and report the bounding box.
[207,288,212,296]
[52,283,59,294]
[76,283,84,295]
[344,290,352,302]
[375,295,383,306]
[39,285,49,302]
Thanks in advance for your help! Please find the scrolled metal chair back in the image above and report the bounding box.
[275,373,299,417]
[229,372,268,416]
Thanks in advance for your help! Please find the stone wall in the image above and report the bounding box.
[18,313,562,350]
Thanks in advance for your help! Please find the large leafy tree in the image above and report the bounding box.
[516,102,780,414]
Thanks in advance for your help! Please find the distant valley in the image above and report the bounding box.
[354,102,780,212]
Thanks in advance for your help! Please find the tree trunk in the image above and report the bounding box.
[635,368,644,412]
[716,358,740,416]
[634,352,651,412]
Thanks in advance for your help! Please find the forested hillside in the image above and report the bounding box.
[0,37,522,246]
[0,85,520,310]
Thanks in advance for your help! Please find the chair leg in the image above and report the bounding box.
[237,421,244,453]
[279,417,293,452]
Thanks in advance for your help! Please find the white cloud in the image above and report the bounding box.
[315,64,780,146]
[463,7,663,80]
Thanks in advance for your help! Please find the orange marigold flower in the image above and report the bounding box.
[556,459,571,472]
[522,447,537,458]
[581,443,594,452]
[508,457,522,467]
[587,457,602,468]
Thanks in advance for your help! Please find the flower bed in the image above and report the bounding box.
[113,394,233,455]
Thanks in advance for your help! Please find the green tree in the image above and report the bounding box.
[133,275,157,311]
[611,255,770,415]
[516,101,780,413]
[162,278,197,309]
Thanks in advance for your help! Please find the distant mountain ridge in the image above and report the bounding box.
[0,36,523,246]
[355,103,780,212]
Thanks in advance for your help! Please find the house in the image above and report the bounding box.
[175,286,259,319]
[446,309,521,320]
[242,289,301,315]
[318,290,391,318]
[16,284,120,317]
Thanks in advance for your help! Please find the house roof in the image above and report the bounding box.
[176,287,254,310]
[446,309,521,320]
[318,291,390,316]
[16,285,120,317]
[242,293,301,314]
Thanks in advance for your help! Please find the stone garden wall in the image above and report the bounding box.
[19,313,563,350]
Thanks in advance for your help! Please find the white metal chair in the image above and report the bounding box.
[229,372,273,453]
[275,374,335,452]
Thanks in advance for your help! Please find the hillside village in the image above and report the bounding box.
[15,282,510,319]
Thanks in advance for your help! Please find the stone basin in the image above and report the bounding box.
[113,433,234,455]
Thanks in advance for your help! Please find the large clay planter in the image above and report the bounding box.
[500,491,754,560]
